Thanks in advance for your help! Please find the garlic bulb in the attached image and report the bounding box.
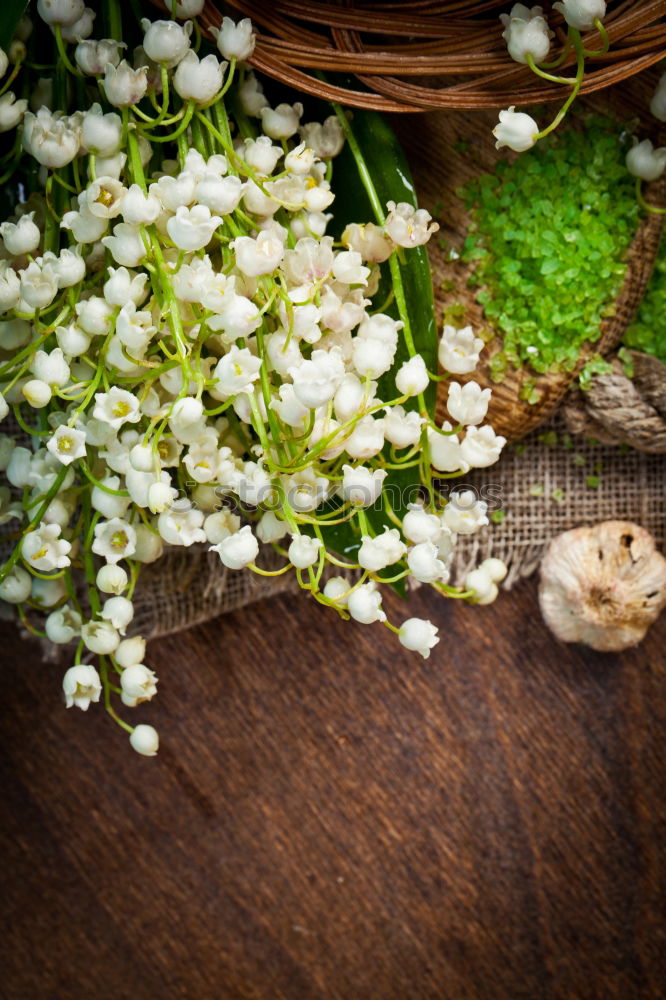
[539,520,666,651]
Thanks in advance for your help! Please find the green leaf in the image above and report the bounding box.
[319,107,439,593]
[0,0,28,49]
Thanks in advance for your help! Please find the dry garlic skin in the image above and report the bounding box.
[539,520,666,651]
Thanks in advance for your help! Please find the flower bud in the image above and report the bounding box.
[121,184,161,225]
[81,619,120,654]
[129,724,159,756]
[96,563,128,595]
[553,0,606,30]
[464,567,499,605]
[60,6,95,42]
[45,604,82,643]
[493,106,539,153]
[22,379,52,408]
[398,618,440,659]
[650,73,666,122]
[141,18,192,67]
[75,38,125,75]
[132,523,164,563]
[101,595,134,633]
[261,102,303,140]
[148,480,177,514]
[0,93,27,133]
[323,576,350,608]
[0,212,40,256]
[626,139,666,182]
[30,348,70,387]
[288,533,322,569]
[347,582,386,624]
[0,565,32,603]
[210,524,258,569]
[500,5,551,66]
[395,354,429,396]
[101,222,146,267]
[115,635,147,668]
[120,663,158,703]
[211,17,255,62]
[31,576,67,607]
[174,50,225,104]
[103,61,148,107]
[37,0,85,27]
[82,104,122,156]
[62,664,101,711]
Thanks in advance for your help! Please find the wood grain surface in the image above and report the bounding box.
[1,581,664,1000]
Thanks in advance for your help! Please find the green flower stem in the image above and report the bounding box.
[0,464,69,584]
[541,33,572,69]
[125,560,140,600]
[376,458,422,471]
[79,461,130,496]
[295,509,356,527]
[146,230,192,371]
[53,25,80,77]
[124,110,148,193]
[248,562,292,577]
[176,129,190,166]
[195,110,284,204]
[144,101,195,143]
[135,105,186,129]
[190,113,211,158]
[535,29,585,141]
[11,404,51,437]
[247,391,279,474]
[253,326,288,467]
[24,564,68,581]
[17,604,48,637]
[0,61,23,100]
[191,17,202,51]
[582,18,610,57]
[331,102,385,224]
[526,53,577,85]
[211,104,235,173]
[200,59,236,109]
[308,523,328,588]
[83,507,101,555]
[375,568,410,585]
[100,658,133,734]
[68,362,105,422]
[356,508,372,537]
[636,178,666,215]
[319,551,359,570]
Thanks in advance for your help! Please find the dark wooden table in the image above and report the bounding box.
[1,581,664,1000]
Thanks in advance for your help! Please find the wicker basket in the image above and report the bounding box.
[193,0,666,113]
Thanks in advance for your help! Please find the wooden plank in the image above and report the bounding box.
[0,582,664,999]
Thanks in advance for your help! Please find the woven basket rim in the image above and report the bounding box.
[185,0,666,112]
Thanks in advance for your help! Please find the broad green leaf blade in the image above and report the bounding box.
[320,108,439,592]
[330,108,438,414]
[0,0,28,49]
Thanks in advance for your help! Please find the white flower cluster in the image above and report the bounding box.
[0,5,507,752]
[624,74,666,192]
[494,1,607,154]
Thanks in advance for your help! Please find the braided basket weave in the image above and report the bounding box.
[191,0,666,112]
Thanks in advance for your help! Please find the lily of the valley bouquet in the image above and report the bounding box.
[0,0,509,755]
